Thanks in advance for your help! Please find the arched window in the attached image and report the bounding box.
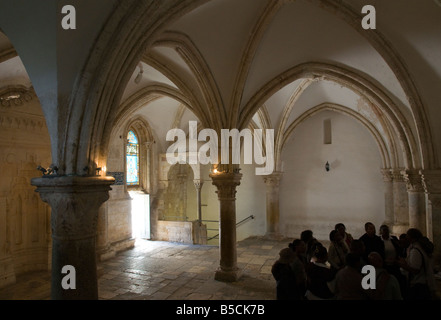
[126,130,139,186]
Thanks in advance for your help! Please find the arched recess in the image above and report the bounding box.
[281,103,395,170]
[162,163,196,222]
[240,62,420,171]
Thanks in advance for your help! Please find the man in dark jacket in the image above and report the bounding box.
[359,222,385,262]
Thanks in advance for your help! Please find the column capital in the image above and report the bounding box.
[210,172,242,201]
[401,169,424,192]
[193,179,204,190]
[381,168,393,182]
[263,171,283,187]
[31,176,114,239]
[390,168,406,182]
[420,169,441,194]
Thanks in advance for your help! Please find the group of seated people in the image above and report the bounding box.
[271,222,438,300]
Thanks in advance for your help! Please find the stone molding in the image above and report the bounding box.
[0,85,35,107]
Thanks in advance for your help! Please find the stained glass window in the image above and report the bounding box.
[126,130,139,186]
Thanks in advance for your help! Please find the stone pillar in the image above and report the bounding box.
[210,171,242,282]
[194,179,204,224]
[391,169,409,235]
[420,170,441,266]
[381,168,394,226]
[0,197,16,288]
[402,169,426,233]
[143,142,152,194]
[96,203,114,261]
[31,176,114,300]
[263,172,282,238]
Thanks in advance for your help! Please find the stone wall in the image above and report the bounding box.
[0,87,52,288]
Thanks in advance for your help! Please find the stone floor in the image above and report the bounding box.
[0,236,294,300]
[1,236,440,302]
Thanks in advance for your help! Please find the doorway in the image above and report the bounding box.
[130,191,150,239]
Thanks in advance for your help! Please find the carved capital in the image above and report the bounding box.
[210,172,242,201]
[193,179,204,190]
[381,168,393,182]
[401,169,424,192]
[420,170,441,194]
[263,171,283,188]
[31,176,114,240]
[390,168,406,182]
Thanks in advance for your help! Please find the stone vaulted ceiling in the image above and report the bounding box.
[1,0,441,171]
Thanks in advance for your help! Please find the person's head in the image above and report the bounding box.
[278,248,295,264]
[364,222,376,237]
[300,230,314,243]
[345,253,361,269]
[313,245,328,262]
[335,223,346,237]
[329,229,342,243]
[406,228,423,243]
[289,239,306,254]
[379,224,390,239]
[368,252,383,268]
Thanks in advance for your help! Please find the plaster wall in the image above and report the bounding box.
[280,110,385,241]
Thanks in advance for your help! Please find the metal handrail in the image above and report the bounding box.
[207,215,255,241]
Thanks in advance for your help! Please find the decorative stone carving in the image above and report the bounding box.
[381,168,393,182]
[210,172,242,201]
[0,86,34,107]
[263,171,282,188]
[390,168,406,182]
[401,169,424,193]
[420,170,441,195]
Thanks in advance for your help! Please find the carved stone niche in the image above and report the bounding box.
[0,85,35,108]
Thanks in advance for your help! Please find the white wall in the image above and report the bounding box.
[198,161,267,244]
[280,110,385,241]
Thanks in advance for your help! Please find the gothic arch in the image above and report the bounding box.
[240,62,419,170]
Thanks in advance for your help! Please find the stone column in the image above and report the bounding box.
[420,170,441,266]
[210,171,242,282]
[96,202,114,261]
[143,141,152,194]
[263,172,282,238]
[31,175,114,300]
[391,169,409,235]
[381,168,394,226]
[194,179,204,224]
[402,169,426,233]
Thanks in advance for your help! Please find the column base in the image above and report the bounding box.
[215,267,242,282]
